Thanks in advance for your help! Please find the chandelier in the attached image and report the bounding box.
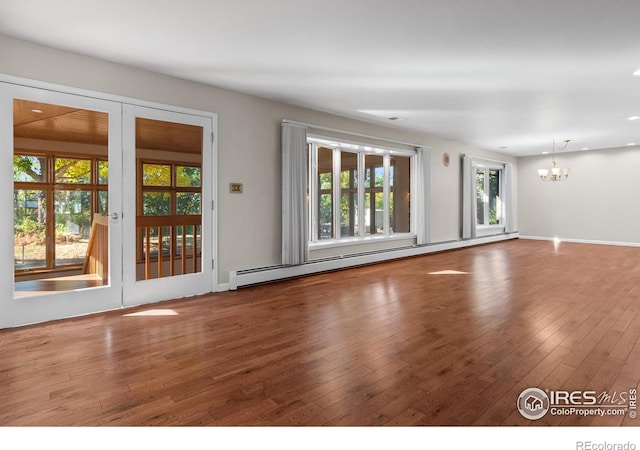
[538,139,570,182]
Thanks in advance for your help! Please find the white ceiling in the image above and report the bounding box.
[1,0,639,156]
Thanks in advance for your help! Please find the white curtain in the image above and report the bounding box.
[415,147,431,245]
[281,122,308,265]
[503,162,515,233]
[462,154,477,239]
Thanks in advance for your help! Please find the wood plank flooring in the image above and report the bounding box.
[1,239,639,426]
[14,273,104,297]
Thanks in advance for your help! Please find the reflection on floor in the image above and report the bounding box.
[14,274,105,297]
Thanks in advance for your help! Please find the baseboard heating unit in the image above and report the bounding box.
[228,232,519,290]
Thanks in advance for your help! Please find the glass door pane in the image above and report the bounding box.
[135,118,203,281]
[12,99,110,296]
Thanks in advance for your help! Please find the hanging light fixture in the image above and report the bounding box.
[538,139,570,182]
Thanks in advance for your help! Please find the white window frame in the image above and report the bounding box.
[474,162,505,229]
[307,135,416,248]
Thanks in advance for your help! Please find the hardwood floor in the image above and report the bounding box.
[14,273,105,297]
[1,239,639,426]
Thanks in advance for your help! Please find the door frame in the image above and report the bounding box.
[0,75,218,328]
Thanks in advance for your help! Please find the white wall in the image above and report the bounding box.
[0,35,518,287]
[518,146,640,244]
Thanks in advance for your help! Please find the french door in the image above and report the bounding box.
[122,105,215,306]
[0,84,123,327]
[0,81,215,328]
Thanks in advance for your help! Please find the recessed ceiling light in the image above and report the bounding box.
[542,151,549,155]
[31,109,43,113]
[634,68,640,76]
[581,147,590,151]
[628,116,640,121]
[627,143,637,146]
[499,146,509,149]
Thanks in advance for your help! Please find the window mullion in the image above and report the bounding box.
[46,156,55,269]
[501,169,505,225]
[333,147,341,240]
[410,153,416,234]
[483,168,488,226]
[310,143,318,242]
[383,153,390,236]
[357,153,365,237]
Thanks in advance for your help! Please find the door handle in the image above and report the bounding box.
[110,212,120,220]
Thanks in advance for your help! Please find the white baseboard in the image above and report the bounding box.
[216,283,229,292]
[519,235,640,248]
[227,232,519,290]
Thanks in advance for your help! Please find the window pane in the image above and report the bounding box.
[364,154,384,235]
[98,160,109,184]
[317,147,333,239]
[476,169,485,225]
[176,166,201,187]
[97,190,108,214]
[14,189,47,270]
[319,172,332,190]
[176,192,201,215]
[374,192,384,233]
[340,192,358,237]
[54,190,91,266]
[374,166,384,187]
[365,191,385,235]
[55,158,91,184]
[340,152,358,189]
[319,194,333,239]
[143,191,171,215]
[340,152,358,237]
[142,163,171,186]
[14,155,46,182]
[390,156,411,233]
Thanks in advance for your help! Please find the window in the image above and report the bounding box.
[340,151,358,237]
[137,160,202,267]
[13,153,108,271]
[475,166,503,227]
[364,153,384,235]
[307,137,413,244]
[139,162,201,217]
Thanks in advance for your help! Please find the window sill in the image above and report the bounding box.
[309,233,416,251]
[477,225,505,231]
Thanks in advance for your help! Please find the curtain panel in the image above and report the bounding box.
[281,122,308,265]
[503,162,515,233]
[415,147,431,245]
[462,154,477,239]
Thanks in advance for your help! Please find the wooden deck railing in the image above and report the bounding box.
[83,213,109,281]
[136,215,202,281]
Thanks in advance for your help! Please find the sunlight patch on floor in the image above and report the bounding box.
[123,309,179,317]
[428,270,469,275]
